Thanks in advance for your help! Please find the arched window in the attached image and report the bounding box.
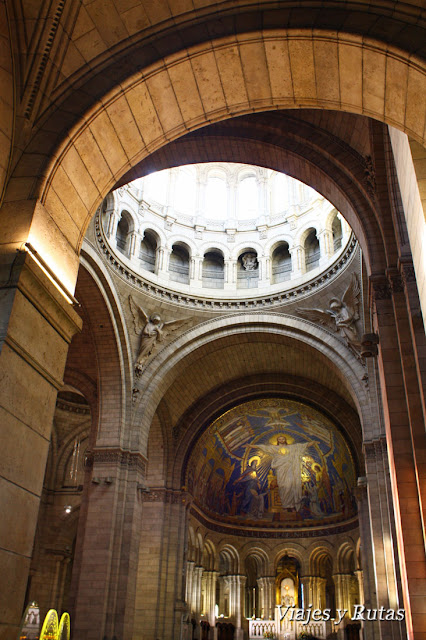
[202,251,224,289]
[332,215,343,252]
[237,175,257,219]
[139,230,158,273]
[116,215,130,254]
[205,176,227,219]
[144,170,169,204]
[174,166,196,215]
[272,243,292,283]
[169,244,190,284]
[304,229,320,272]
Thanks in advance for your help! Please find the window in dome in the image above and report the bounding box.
[202,251,224,289]
[272,243,292,283]
[169,244,190,284]
[205,177,227,219]
[174,166,196,215]
[237,175,257,219]
[144,170,169,204]
[304,229,320,272]
[116,214,130,254]
[139,230,158,273]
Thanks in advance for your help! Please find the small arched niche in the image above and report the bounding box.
[304,228,320,272]
[237,250,259,288]
[202,250,225,289]
[139,229,158,273]
[271,242,292,283]
[169,243,190,284]
[116,212,131,255]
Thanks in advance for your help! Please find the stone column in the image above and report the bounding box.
[235,575,246,640]
[106,208,120,242]
[318,228,334,265]
[186,561,195,613]
[193,566,204,617]
[128,230,140,260]
[369,272,426,640]
[301,575,315,608]
[224,259,237,290]
[311,576,327,610]
[258,255,270,288]
[258,576,276,620]
[354,570,364,606]
[190,255,203,288]
[156,246,171,280]
[0,250,82,638]
[133,489,191,640]
[71,449,147,640]
[204,570,218,628]
[290,244,305,278]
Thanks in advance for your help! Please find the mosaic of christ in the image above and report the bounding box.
[185,398,357,526]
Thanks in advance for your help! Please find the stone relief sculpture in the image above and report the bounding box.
[129,295,189,373]
[296,273,362,357]
[242,252,258,270]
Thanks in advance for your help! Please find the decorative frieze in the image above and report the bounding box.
[85,447,147,475]
[93,214,358,311]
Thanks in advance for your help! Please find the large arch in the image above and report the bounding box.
[5,31,423,295]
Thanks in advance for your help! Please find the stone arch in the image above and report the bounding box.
[309,544,335,575]
[132,313,367,455]
[337,541,357,573]
[274,546,307,575]
[218,544,240,575]
[242,547,270,577]
[22,31,424,293]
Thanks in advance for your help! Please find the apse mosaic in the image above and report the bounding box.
[186,398,357,527]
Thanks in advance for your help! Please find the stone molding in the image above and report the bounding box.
[363,437,387,461]
[94,213,358,311]
[56,399,90,415]
[190,505,358,538]
[140,488,189,504]
[85,447,147,475]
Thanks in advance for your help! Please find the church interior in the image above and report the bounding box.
[0,2,425,640]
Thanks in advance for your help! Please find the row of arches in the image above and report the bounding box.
[113,215,344,288]
[186,529,361,628]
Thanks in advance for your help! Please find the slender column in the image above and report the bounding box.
[156,246,171,279]
[186,561,195,612]
[300,576,314,608]
[258,255,269,287]
[224,259,237,289]
[190,255,203,288]
[129,231,140,259]
[193,566,204,617]
[290,244,305,278]
[258,576,276,620]
[204,570,218,626]
[106,209,120,241]
[318,228,334,264]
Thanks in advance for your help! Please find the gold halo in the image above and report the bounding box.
[269,433,294,445]
[248,455,261,467]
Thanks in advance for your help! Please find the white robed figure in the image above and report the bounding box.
[257,434,313,511]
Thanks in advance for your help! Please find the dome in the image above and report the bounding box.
[98,163,354,304]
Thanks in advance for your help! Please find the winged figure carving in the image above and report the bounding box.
[129,296,190,372]
[296,274,362,356]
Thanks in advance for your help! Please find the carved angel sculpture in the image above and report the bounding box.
[296,274,362,356]
[129,296,189,372]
